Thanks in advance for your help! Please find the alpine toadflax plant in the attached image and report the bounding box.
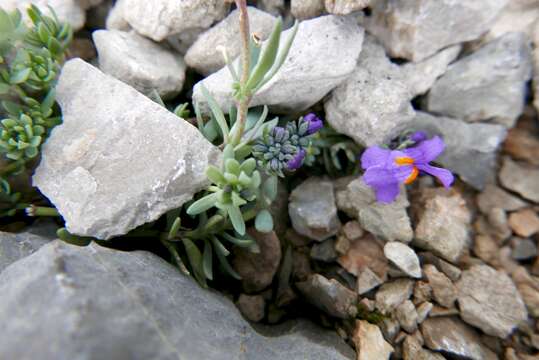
[361,133,454,203]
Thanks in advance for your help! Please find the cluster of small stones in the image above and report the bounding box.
[1,0,539,359]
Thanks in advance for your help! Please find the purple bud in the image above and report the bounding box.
[410,131,427,143]
[303,113,323,135]
[287,148,306,170]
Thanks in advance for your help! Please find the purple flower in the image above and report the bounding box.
[303,113,323,135]
[410,131,427,143]
[287,148,306,170]
[360,136,454,203]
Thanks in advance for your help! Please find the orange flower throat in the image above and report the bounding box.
[395,156,419,185]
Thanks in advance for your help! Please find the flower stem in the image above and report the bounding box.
[25,205,60,217]
[231,0,251,146]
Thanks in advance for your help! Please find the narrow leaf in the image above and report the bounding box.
[186,192,218,215]
[202,240,213,280]
[183,238,207,286]
[227,203,245,235]
[168,217,181,240]
[200,84,229,143]
[214,242,241,280]
[211,236,230,257]
[222,232,254,247]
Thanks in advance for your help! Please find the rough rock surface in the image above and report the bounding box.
[296,274,357,319]
[421,317,497,360]
[336,177,413,243]
[395,300,418,333]
[383,242,421,279]
[423,264,457,308]
[481,0,539,44]
[499,157,539,203]
[477,184,528,214]
[193,15,365,114]
[353,320,393,360]
[457,265,528,338]
[338,234,388,280]
[375,279,414,314]
[363,0,509,61]
[93,30,186,99]
[356,267,383,295]
[122,0,228,42]
[409,111,507,190]
[3,0,86,30]
[105,0,130,31]
[428,32,533,128]
[236,294,265,322]
[508,209,539,237]
[324,0,370,15]
[233,229,281,293]
[185,7,276,75]
[325,37,460,147]
[0,241,355,360]
[33,59,221,239]
[289,178,340,241]
[403,335,445,360]
[291,0,325,20]
[0,231,50,273]
[414,189,471,263]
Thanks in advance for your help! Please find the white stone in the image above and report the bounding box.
[291,0,325,20]
[427,32,533,128]
[193,15,365,114]
[33,59,221,239]
[105,0,130,31]
[185,7,276,76]
[384,242,421,279]
[123,0,228,42]
[325,0,370,15]
[481,0,539,44]
[363,0,509,61]
[93,29,186,100]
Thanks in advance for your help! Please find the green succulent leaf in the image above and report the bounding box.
[168,216,181,240]
[211,236,230,257]
[226,203,245,235]
[10,68,31,84]
[206,165,225,185]
[200,84,229,143]
[182,238,207,287]
[186,192,219,215]
[57,228,92,246]
[263,176,278,202]
[255,209,273,233]
[202,240,213,280]
[225,158,241,176]
[221,232,255,247]
[214,241,241,280]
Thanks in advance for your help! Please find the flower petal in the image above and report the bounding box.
[363,167,401,203]
[410,131,427,143]
[287,148,306,170]
[360,146,392,170]
[403,136,445,164]
[417,163,454,188]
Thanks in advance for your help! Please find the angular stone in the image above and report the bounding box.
[122,0,227,42]
[296,274,357,319]
[3,0,86,30]
[185,7,276,76]
[511,237,538,261]
[403,335,445,360]
[324,0,370,14]
[481,0,539,44]
[0,241,355,360]
[457,265,528,338]
[236,294,265,322]
[534,40,539,114]
[33,59,221,239]
[421,317,497,360]
[0,231,50,273]
[487,207,512,242]
[336,177,413,243]
[416,302,433,324]
[325,36,415,147]
[504,127,539,166]
[395,300,418,333]
[428,32,532,128]
[289,177,340,241]
[194,15,365,114]
[93,30,186,99]
[233,229,281,293]
[499,157,539,203]
[384,242,421,279]
[423,264,457,309]
[517,283,539,317]
[338,234,388,280]
[341,221,363,241]
[310,238,337,262]
[508,208,539,237]
[474,234,498,264]
[356,267,383,295]
[291,0,325,20]
[105,0,130,31]
[413,281,432,304]
[375,278,414,314]
[414,188,471,262]
[353,320,394,360]
[477,184,527,214]
[418,252,461,282]
[363,0,508,61]
[408,111,507,190]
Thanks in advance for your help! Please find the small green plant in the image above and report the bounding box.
[161,1,325,286]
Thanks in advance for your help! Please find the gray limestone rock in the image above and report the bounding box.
[0,240,355,360]
[499,156,539,203]
[375,278,414,314]
[289,177,340,242]
[296,274,358,319]
[325,0,370,15]
[291,0,325,20]
[336,177,413,243]
[409,111,507,190]
[457,265,528,338]
[105,0,130,31]
[423,264,457,308]
[310,238,337,262]
[193,15,365,114]
[356,267,383,295]
[0,231,51,273]
[185,7,277,76]
[33,59,221,239]
[477,184,528,214]
[383,242,421,279]
[395,300,418,333]
[363,0,509,61]
[122,0,228,42]
[414,189,471,263]
[93,30,186,100]
[421,317,497,360]
[481,0,539,45]
[428,32,533,128]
